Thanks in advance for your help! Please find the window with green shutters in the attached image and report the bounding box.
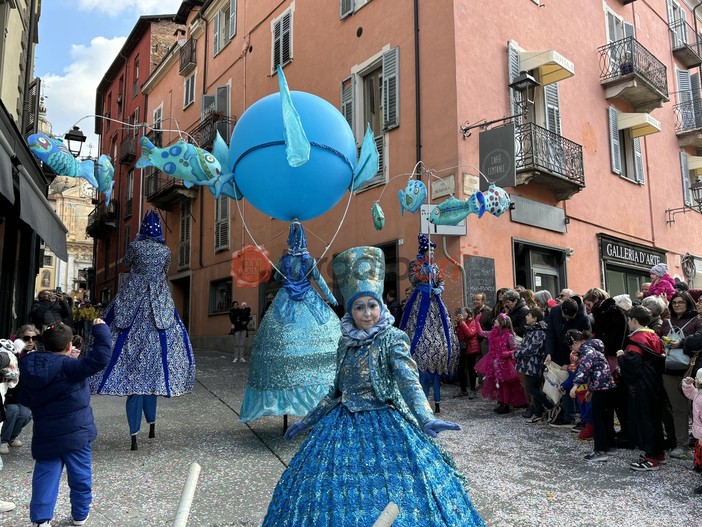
[272,9,292,72]
[608,106,645,183]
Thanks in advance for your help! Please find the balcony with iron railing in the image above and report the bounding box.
[598,36,669,112]
[119,135,137,165]
[179,38,196,76]
[669,19,702,68]
[187,111,237,151]
[673,97,702,147]
[144,168,198,210]
[86,200,119,239]
[515,121,585,200]
[147,127,162,148]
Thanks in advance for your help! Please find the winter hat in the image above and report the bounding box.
[650,263,668,277]
[696,368,702,385]
[613,294,633,312]
[674,279,689,291]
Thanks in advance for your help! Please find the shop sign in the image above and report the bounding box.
[600,236,663,268]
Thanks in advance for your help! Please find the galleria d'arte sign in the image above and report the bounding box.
[600,237,662,267]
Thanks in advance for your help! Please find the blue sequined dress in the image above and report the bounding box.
[262,318,484,527]
[89,239,195,396]
[239,254,340,422]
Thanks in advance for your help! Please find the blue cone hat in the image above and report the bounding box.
[136,210,165,243]
[287,222,309,256]
[332,246,385,313]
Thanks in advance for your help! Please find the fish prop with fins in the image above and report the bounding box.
[372,202,385,231]
[429,192,486,226]
[483,184,511,217]
[96,154,115,205]
[136,136,234,198]
[27,133,98,188]
[398,180,427,216]
[210,131,243,200]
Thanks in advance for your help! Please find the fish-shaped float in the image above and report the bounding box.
[96,154,115,205]
[429,192,486,226]
[483,183,511,217]
[136,137,234,198]
[372,202,385,230]
[398,180,427,216]
[27,133,98,188]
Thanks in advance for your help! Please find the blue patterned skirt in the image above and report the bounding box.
[263,405,484,527]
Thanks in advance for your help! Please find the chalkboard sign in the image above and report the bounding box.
[463,255,496,303]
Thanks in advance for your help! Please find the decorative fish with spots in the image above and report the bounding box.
[398,180,427,216]
[27,133,98,188]
[96,154,115,205]
[429,192,486,226]
[372,202,385,230]
[136,136,234,198]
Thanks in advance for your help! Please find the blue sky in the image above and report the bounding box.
[35,0,182,155]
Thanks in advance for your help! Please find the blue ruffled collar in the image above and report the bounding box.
[340,307,395,347]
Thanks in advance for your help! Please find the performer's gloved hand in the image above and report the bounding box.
[431,285,444,296]
[284,420,307,441]
[423,419,461,438]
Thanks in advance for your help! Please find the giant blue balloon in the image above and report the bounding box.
[229,91,357,221]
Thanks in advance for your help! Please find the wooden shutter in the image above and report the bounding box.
[633,138,644,184]
[215,196,229,251]
[382,47,399,130]
[544,83,561,136]
[609,107,622,175]
[179,202,191,269]
[281,11,292,66]
[678,69,694,130]
[229,0,237,39]
[341,76,355,132]
[341,0,354,19]
[23,78,40,135]
[681,151,692,206]
[216,86,230,139]
[508,42,522,125]
[213,11,221,55]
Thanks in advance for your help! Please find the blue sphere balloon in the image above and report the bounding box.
[229,91,357,221]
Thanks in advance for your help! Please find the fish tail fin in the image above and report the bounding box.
[104,182,114,206]
[398,190,406,216]
[79,160,98,187]
[136,136,155,168]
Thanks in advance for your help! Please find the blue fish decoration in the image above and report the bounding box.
[211,131,243,200]
[372,202,385,231]
[136,136,234,198]
[398,180,427,216]
[96,154,115,205]
[429,192,486,226]
[27,133,98,188]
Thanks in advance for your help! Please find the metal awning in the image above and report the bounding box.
[688,155,702,171]
[618,112,662,138]
[519,50,575,86]
[0,145,13,204]
[17,164,68,261]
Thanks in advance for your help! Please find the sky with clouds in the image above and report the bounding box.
[36,0,182,156]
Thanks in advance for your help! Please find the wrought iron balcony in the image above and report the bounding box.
[86,200,119,239]
[119,135,137,165]
[187,111,236,151]
[144,168,197,210]
[179,38,196,76]
[673,97,702,147]
[598,36,669,112]
[669,19,702,68]
[515,122,585,200]
[147,127,162,148]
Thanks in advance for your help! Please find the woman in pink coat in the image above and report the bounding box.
[682,370,702,494]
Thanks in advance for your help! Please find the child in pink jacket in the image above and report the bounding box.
[682,369,702,494]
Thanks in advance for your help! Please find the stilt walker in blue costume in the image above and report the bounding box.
[400,233,458,413]
[239,222,340,423]
[90,210,195,451]
[263,247,484,527]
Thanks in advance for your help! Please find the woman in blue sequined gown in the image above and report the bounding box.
[262,247,484,527]
[90,211,195,450]
[239,223,340,423]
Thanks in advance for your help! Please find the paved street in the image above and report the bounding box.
[0,348,699,526]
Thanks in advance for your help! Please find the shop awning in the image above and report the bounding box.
[688,155,702,174]
[0,142,13,204]
[618,112,662,138]
[519,50,575,86]
[18,166,68,261]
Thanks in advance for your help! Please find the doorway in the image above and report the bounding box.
[514,240,566,297]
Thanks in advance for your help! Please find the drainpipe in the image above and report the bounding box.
[413,0,422,175]
[199,16,209,270]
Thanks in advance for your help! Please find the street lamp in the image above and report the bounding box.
[64,126,86,158]
[666,179,702,224]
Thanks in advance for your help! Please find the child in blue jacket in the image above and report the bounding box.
[19,319,111,527]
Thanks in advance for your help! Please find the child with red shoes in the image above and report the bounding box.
[566,330,618,461]
[617,305,667,471]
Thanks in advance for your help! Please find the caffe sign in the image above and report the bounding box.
[599,235,663,268]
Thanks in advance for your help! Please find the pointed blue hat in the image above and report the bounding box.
[332,246,385,313]
[136,210,165,243]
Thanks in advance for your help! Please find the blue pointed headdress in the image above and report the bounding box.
[287,222,309,256]
[333,246,385,313]
[417,233,436,258]
[136,210,165,243]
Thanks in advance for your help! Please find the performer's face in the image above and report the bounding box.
[351,296,381,330]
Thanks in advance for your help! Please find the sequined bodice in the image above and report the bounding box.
[338,344,386,412]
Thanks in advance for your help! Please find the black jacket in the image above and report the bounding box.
[29,300,64,327]
[508,298,530,338]
[544,296,591,365]
[591,298,627,357]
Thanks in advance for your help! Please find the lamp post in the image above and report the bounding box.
[64,126,86,158]
[665,179,702,224]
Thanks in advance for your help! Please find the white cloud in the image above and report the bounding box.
[77,0,182,17]
[40,35,126,156]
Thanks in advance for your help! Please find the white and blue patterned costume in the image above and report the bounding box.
[90,214,195,398]
[240,223,340,422]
